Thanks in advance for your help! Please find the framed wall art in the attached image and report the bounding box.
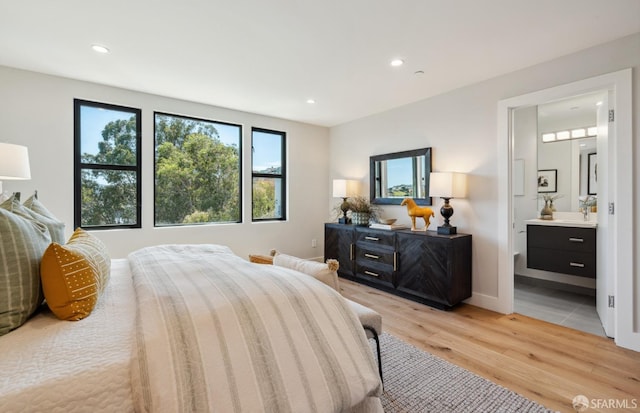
[537,169,557,193]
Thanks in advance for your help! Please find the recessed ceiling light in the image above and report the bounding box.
[306,99,316,104]
[91,44,110,54]
[414,70,424,76]
[390,59,404,67]
[596,101,603,106]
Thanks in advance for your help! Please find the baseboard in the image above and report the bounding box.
[464,293,507,314]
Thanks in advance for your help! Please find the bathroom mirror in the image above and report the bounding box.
[370,147,432,205]
[537,93,599,212]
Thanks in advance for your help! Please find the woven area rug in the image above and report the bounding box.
[376,333,553,413]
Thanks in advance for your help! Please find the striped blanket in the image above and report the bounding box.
[129,244,383,413]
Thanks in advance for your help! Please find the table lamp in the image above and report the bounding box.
[429,172,467,235]
[0,143,31,194]
[333,179,358,224]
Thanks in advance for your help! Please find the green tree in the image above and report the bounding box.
[81,117,138,226]
[81,113,242,227]
[154,114,240,225]
[252,178,276,219]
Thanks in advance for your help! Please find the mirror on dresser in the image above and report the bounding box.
[369,147,432,205]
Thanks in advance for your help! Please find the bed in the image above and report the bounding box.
[0,244,383,412]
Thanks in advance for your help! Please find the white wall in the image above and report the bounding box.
[0,66,331,259]
[513,106,538,272]
[329,32,639,311]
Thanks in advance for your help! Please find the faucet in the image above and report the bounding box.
[582,206,589,221]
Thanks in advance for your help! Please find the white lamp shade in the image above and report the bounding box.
[0,143,31,180]
[332,179,359,198]
[429,172,467,198]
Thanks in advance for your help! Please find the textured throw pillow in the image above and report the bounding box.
[273,253,340,291]
[23,193,66,244]
[0,194,51,336]
[40,228,111,321]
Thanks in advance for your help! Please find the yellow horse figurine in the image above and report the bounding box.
[401,198,435,231]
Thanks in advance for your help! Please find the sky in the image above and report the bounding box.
[386,157,413,187]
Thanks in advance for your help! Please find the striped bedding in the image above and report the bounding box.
[129,244,383,413]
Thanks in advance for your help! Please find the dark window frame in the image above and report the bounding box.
[73,99,142,230]
[153,111,243,227]
[251,127,286,222]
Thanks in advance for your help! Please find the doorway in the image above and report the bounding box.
[496,69,639,352]
[512,93,605,337]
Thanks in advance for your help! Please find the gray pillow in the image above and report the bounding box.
[23,193,66,244]
[0,194,51,336]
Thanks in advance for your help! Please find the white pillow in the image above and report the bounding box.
[273,253,340,291]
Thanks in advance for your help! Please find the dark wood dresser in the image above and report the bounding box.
[325,223,472,310]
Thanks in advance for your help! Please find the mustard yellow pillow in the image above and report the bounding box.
[40,228,111,321]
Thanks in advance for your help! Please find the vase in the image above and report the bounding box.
[351,212,370,226]
[540,200,553,220]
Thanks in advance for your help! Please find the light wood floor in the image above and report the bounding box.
[340,279,640,413]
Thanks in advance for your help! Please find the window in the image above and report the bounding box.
[74,99,141,229]
[252,128,286,221]
[154,112,242,226]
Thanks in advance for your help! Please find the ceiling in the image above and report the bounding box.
[1,1,639,127]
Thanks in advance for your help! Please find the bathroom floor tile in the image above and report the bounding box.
[514,279,605,338]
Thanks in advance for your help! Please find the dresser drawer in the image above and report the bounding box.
[355,245,396,267]
[527,225,596,253]
[528,247,596,278]
[356,228,395,247]
[355,261,394,288]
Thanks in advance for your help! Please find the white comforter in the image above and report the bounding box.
[129,244,382,413]
[0,245,382,413]
[0,259,136,413]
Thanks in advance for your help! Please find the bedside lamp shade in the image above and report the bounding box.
[332,179,358,198]
[429,172,467,235]
[429,172,467,199]
[333,179,359,224]
[0,143,31,193]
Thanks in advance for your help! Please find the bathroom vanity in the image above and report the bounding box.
[525,218,596,278]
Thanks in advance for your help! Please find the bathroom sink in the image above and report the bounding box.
[525,218,597,228]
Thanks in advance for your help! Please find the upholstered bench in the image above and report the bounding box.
[249,251,383,382]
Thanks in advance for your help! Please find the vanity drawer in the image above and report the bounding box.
[527,225,596,253]
[527,247,596,278]
[356,228,395,247]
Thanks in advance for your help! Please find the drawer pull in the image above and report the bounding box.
[350,244,354,261]
[365,236,380,241]
[569,262,585,268]
[364,253,379,259]
[393,252,397,272]
[568,237,584,243]
[364,271,379,277]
